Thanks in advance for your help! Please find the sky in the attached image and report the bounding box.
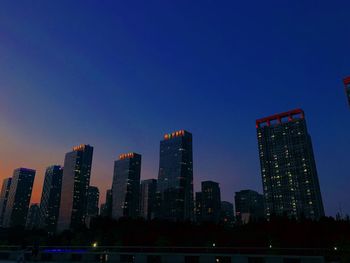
[0,1,349,216]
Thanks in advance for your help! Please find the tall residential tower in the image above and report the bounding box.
[39,165,63,233]
[0,178,12,227]
[3,168,36,227]
[57,144,93,231]
[112,153,141,219]
[256,109,324,220]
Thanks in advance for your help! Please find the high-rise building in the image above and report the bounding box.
[26,203,40,229]
[220,201,234,225]
[0,178,12,227]
[157,130,194,221]
[3,168,36,228]
[112,153,141,219]
[235,190,264,223]
[343,76,350,106]
[87,186,100,217]
[256,109,324,220]
[140,179,157,220]
[57,144,93,231]
[200,181,221,223]
[100,189,112,217]
[39,165,63,233]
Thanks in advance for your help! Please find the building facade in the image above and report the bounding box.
[140,179,157,220]
[256,109,324,220]
[39,165,63,233]
[26,203,40,229]
[199,181,221,223]
[195,192,203,222]
[157,130,194,221]
[100,189,112,217]
[0,178,12,227]
[112,153,141,219]
[3,168,36,227]
[87,186,100,217]
[220,201,234,225]
[57,144,94,231]
[235,190,264,223]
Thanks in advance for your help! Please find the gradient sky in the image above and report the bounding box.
[0,1,349,216]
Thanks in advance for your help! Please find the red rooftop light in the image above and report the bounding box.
[256,109,304,128]
[343,76,350,85]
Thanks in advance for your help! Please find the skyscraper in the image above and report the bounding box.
[256,109,324,220]
[234,190,264,223]
[100,189,112,217]
[87,186,100,217]
[140,179,157,220]
[39,165,63,233]
[157,130,194,221]
[343,76,350,106]
[112,153,141,219]
[26,203,40,229]
[57,144,93,231]
[3,168,36,228]
[199,181,221,223]
[0,178,12,227]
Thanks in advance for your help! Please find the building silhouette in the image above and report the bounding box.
[26,203,40,229]
[100,189,112,217]
[198,181,221,223]
[39,165,63,233]
[195,192,203,222]
[220,201,234,225]
[57,144,93,231]
[157,130,194,221]
[256,109,324,220]
[140,179,157,220]
[235,190,264,223]
[112,153,141,219]
[0,178,12,227]
[3,168,36,228]
[343,76,350,106]
[87,186,100,217]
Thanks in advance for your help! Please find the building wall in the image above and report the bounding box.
[112,153,141,219]
[256,109,324,220]
[3,168,36,227]
[157,130,194,221]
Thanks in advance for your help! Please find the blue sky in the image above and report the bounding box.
[0,1,349,216]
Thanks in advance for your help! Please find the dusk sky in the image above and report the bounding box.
[0,1,349,216]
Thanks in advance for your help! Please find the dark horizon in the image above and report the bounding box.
[0,1,349,217]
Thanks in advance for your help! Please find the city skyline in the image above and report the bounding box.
[0,1,349,217]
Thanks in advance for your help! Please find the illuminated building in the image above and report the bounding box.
[343,76,350,106]
[39,165,63,233]
[3,168,36,227]
[156,130,194,221]
[256,109,324,219]
[57,144,94,231]
[112,153,141,219]
[234,190,264,223]
[87,186,100,217]
[26,203,40,229]
[140,179,157,220]
[198,181,221,223]
[0,178,12,227]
